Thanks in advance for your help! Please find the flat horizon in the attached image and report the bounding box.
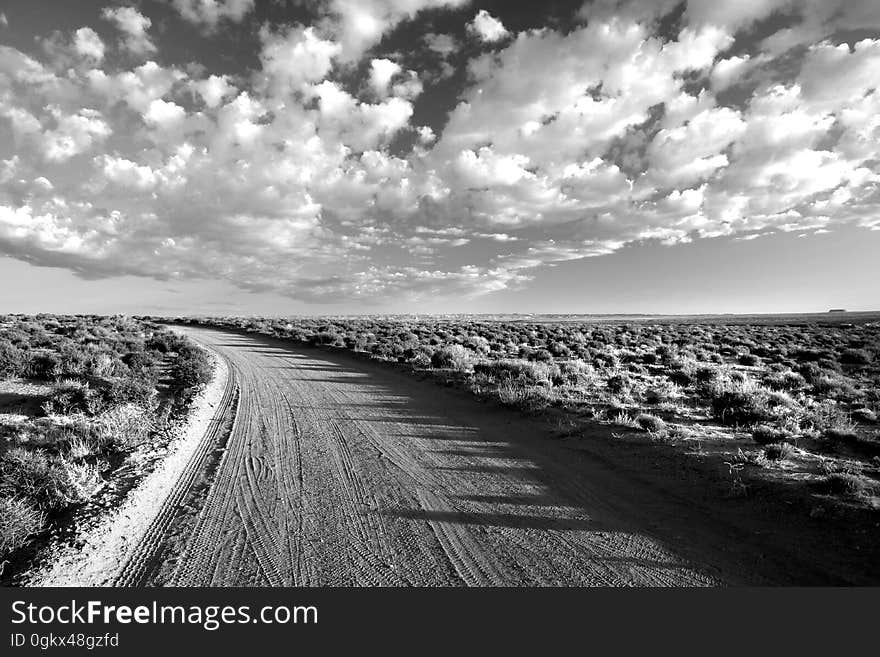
[1,2,879,314]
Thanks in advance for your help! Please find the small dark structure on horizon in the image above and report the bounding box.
[828,309,847,313]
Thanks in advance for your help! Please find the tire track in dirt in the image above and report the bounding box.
[113,357,238,587]
[160,327,719,587]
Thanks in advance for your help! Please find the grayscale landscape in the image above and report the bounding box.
[1,1,878,587]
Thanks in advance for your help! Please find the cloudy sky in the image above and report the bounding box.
[1,0,878,316]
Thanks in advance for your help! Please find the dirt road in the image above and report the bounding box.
[139,326,727,587]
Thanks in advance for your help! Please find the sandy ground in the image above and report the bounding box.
[22,352,229,587]
[162,327,879,586]
[23,326,877,587]
[167,327,717,586]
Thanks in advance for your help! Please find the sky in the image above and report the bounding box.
[0,0,878,316]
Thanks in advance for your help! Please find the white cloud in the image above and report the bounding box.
[324,0,469,61]
[1,4,879,304]
[192,74,236,108]
[73,27,106,62]
[170,0,255,28]
[646,107,747,186]
[710,55,752,91]
[369,58,401,98]
[101,6,157,56]
[100,155,158,190]
[685,0,792,30]
[0,13,7,28]
[258,26,341,98]
[144,99,187,128]
[467,10,510,43]
[424,32,458,57]
[40,107,112,162]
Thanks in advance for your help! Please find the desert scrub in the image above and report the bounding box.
[804,401,856,437]
[495,380,554,411]
[430,344,473,371]
[173,313,880,495]
[763,442,795,461]
[840,348,873,365]
[636,413,666,432]
[0,496,45,559]
[705,376,773,426]
[752,424,794,445]
[170,342,213,391]
[42,379,103,416]
[0,447,99,510]
[818,472,871,497]
[472,360,560,386]
[605,372,632,396]
[762,369,805,391]
[0,315,218,568]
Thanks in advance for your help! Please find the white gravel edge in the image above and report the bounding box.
[24,350,229,587]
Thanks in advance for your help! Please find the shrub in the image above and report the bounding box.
[410,352,432,368]
[0,340,29,378]
[120,350,156,376]
[43,379,103,416]
[430,345,472,371]
[171,344,213,389]
[811,374,859,400]
[752,425,793,445]
[738,354,761,366]
[93,403,155,449]
[763,370,805,391]
[530,349,554,363]
[0,497,45,559]
[636,413,666,432]
[707,378,775,426]
[27,351,62,380]
[819,473,869,497]
[694,366,720,385]
[807,401,856,436]
[473,360,560,386]
[840,348,872,365]
[495,380,553,411]
[145,332,175,353]
[606,373,632,395]
[101,376,156,408]
[643,387,667,405]
[0,448,72,509]
[668,369,693,386]
[763,442,795,461]
[558,360,594,386]
[852,408,877,424]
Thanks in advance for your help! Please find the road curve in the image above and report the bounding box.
[167,326,718,587]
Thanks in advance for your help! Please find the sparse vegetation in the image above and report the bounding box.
[0,497,44,560]
[0,314,214,561]
[166,313,880,509]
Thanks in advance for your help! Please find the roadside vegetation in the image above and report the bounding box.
[0,315,212,565]
[170,314,880,510]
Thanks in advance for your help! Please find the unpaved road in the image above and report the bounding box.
[150,326,727,587]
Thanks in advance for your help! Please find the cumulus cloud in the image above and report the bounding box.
[170,0,255,28]
[73,27,106,62]
[101,6,157,56]
[423,32,458,57]
[0,1,879,304]
[466,9,510,43]
[322,0,469,60]
[369,58,401,98]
